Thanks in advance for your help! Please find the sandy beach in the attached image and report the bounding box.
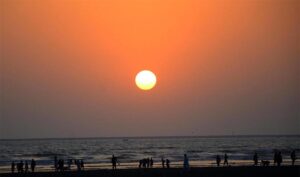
[1,166,299,177]
[1,159,298,173]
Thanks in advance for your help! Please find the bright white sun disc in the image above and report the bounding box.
[135,70,157,90]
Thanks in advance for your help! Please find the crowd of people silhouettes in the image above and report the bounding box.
[139,157,154,168]
[11,159,36,173]
[53,156,84,172]
[10,150,297,173]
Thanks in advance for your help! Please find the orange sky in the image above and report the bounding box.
[1,0,299,138]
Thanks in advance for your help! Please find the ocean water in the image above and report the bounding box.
[0,136,299,169]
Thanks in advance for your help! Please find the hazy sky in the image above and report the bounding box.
[1,0,299,139]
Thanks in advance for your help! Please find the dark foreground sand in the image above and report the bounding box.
[1,166,299,177]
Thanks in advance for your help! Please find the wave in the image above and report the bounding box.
[0,136,299,166]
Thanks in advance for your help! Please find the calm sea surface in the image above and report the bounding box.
[0,136,299,167]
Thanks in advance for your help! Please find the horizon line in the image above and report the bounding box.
[1,134,299,141]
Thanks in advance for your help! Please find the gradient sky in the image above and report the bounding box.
[1,0,299,139]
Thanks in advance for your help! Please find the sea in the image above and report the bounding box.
[0,135,299,172]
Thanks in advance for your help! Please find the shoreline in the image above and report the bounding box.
[0,166,299,177]
[1,159,299,173]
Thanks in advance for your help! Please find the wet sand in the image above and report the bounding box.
[1,159,298,173]
[1,166,299,177]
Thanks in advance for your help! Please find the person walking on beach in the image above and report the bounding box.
[183,154,190,171]
[54,156,58,171]
[17,162,20,173]
[253,152,258,166]
[31,159,36,172]
[142,158,146,168]
[11,161,15,173]
[277,151,282,166]
[150,158,154,167]
[25,161,29,173]
[20,160,24,173]
[216,155,221,167]
[80,160,84,170]
[76,160,81,171]
[161,157,165,168]
[224,153,228,166]
[166,159,170,168]
[273,151,278,166]
[58,159,64,172]
[291,150,296,166]
[146,158,150,168]
[111,155,118,170]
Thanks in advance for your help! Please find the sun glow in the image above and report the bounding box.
[135,70,157,90]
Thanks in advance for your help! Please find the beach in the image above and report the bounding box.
[1,136,299,174]
[1,166,299,177]
[1,136,298,167]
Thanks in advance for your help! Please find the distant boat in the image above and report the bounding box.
[123,138,129,141]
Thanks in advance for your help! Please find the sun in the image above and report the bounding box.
[135,70,157,90]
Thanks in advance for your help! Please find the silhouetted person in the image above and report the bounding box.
[216,155,221,166]
[11,161,15,173]
[291,150,296,166]
[74,159,78,168]
[20,161,24,173]
[31,159,36,172]
[142,158,146,168]
[139,160,142,168]
[25,161,29,173]
[54,156,58,171]
[17,162,20,173]
[58,159,64,171]
[273,151,278,166]
[145,158,147,167]
[161,158,165,168]
[277,151,282,166]
[166,159,170,168]
[224,153,228,166]
[183,154,189,170]
[112,155,117,170]
[76,160,81,171]
[80,160,84,170]
[150,158,154,167]
[143,158,147,168]
[145,158,148,168]
[62,159,65,171]
[253,152,258,166]
[57,159,60,171]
